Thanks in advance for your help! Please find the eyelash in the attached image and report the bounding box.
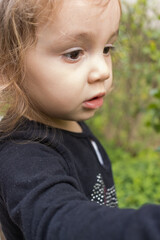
[62,45,115,63]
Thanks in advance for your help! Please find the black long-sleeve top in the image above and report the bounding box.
[0,118,160,240]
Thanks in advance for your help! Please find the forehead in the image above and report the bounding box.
[58,0,119,20]
[39,0,120,36]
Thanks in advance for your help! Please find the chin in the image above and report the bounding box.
[78,110,97,121]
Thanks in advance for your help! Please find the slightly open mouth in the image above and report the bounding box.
[83,96,104,109]
[88,96,99,101]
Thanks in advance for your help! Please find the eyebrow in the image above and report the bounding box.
[58,29,119,43]
[108,29,119,42]
[58,31,95,43]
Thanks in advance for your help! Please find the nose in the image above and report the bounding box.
[88,55,111,84]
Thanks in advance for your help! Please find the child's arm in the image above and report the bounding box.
[0,142,160,240]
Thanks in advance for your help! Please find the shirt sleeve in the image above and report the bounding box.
[1,142,160,240]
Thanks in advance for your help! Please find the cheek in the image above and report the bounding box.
[104,58,113,92]
[107,56,113,79]
[104,77,112,93]
[24,49,87,103]
[25,58,61,96]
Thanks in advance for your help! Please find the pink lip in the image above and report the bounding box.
[83,92,106,109]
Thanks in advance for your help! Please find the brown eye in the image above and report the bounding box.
[64,50,82,60]
[103,45,114,55]
[103,46,110,55]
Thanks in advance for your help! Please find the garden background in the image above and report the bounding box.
[87,0,160,209]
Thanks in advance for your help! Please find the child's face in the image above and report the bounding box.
[25,0,120,130]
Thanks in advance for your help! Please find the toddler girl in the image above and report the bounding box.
[0,0,160,239]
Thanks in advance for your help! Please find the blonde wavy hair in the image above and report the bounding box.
[0,0,121,135]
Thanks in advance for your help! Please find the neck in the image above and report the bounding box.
[24,113,83,133]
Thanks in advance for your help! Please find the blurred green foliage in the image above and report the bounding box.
[147,89,160,137]
[109,145,160,208]
[87,0,160,208]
